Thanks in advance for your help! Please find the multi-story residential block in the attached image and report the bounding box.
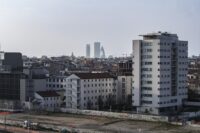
[188,56,200,97]
[46,75,67,91]
[117,75,132,106]
[34,91,61,111]
[21,67,49,102]
[117,59,133,76]
[65,73,118,110]
[132,32,188,114]
[23,59,34,68]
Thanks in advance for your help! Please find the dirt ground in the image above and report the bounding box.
[0,113,200,133]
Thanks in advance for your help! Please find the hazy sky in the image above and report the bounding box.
[0,0,199,57]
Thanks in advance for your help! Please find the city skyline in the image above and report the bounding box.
[0,1,200,132]
[0,0,199,57]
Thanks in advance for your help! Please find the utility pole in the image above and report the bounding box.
[4,114,6,131]
[4,103,7,131]
[28,97,31,133]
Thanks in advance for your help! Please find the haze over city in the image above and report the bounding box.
[1,0,200,133]
[0,0,200,57]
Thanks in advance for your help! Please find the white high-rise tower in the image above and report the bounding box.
[132,32,188,115]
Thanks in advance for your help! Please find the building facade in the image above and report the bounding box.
[132,32,188,114]
[117,59,133,76]
[46,75,67,91]
[34,91,61,111]
[117,75,132,106]
[0,52,23,72]
[65,73,118,110]
[0,51,24,110]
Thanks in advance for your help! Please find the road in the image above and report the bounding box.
[0,125,55,133]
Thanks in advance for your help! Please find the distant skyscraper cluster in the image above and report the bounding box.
[94,42,101,58]
[101,46,105,58]
[86,44,90,58]
[85,42,106,58]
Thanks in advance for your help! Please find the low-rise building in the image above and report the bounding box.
[34,91,61,111]
[65,73,118,110]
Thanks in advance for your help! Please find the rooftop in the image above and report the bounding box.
[139,31,178,40]
[75,72,116,79]
[36,91,60,97]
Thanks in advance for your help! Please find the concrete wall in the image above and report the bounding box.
[184,101,200,107]
[132,40,141,106]
[180,111,200,119]
[60,108,169,122]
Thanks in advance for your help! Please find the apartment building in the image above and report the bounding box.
[132,32,188,114]
[46,75,68,91]
[65,73,118,110]
[34,91,61,111]
[117,75,132,106]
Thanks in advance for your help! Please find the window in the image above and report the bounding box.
[141,68,152,71]
[141,80,152,84]
[142,100,152,104]
[141,55,152,59]
[142,94,152,97]
[122,83,125,88]
[141,87,152,90]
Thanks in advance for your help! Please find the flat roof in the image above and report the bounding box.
[37,91,60,97]
[139,32,178,38]
[75,73,116,79]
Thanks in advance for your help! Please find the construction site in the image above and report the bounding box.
[0,112,200,133]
